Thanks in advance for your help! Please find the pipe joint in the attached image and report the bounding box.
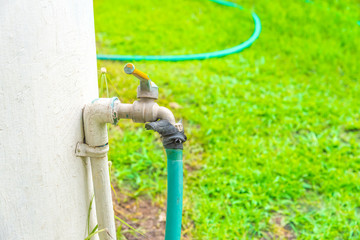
[83,97,120,147]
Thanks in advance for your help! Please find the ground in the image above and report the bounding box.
[94,0,360,239]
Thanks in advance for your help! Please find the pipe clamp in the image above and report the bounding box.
[75,142,109,158]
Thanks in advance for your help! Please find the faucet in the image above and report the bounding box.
[77,64,186,240]
[116,63,176,126]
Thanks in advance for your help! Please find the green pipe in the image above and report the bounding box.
[96,0,261,61]
[165,148,183,240]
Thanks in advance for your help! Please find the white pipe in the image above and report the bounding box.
[83,98,118,240]
[90,156,115,240]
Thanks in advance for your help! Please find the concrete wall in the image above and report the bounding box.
[0,0,99,239]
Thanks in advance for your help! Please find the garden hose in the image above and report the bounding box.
[97,0,261,61]
[145,120,187,240]
[164,149,183,240]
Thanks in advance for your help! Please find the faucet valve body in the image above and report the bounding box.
[132,99,159,123]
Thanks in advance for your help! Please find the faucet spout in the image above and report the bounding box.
[157,106,176,125]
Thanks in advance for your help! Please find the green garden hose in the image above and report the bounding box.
[164,149,184,240]
[145,120,187,240]
[97,0,261,61]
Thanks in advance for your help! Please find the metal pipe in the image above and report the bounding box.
[115,100,175,125]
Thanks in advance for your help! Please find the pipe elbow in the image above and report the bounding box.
[83,98,120,147]
[157,106,176,125]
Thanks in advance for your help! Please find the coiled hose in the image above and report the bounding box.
[97,0,261,61]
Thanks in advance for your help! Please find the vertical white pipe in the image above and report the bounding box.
[90,156,116,240]
[0,0,99,239]
[83,98,118,240]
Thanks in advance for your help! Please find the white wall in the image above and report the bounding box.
[0,0,99,239]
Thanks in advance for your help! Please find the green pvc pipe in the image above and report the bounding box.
[97,0,261,61]
[164,148,183,240]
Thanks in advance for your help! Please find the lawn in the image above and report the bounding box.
[93,0,360,239]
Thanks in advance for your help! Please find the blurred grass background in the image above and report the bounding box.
[94,0,360,239]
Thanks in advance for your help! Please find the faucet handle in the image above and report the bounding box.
[124,63,159,99]
[124,63,149,82]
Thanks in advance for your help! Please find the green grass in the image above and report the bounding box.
[94,0,360,239]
